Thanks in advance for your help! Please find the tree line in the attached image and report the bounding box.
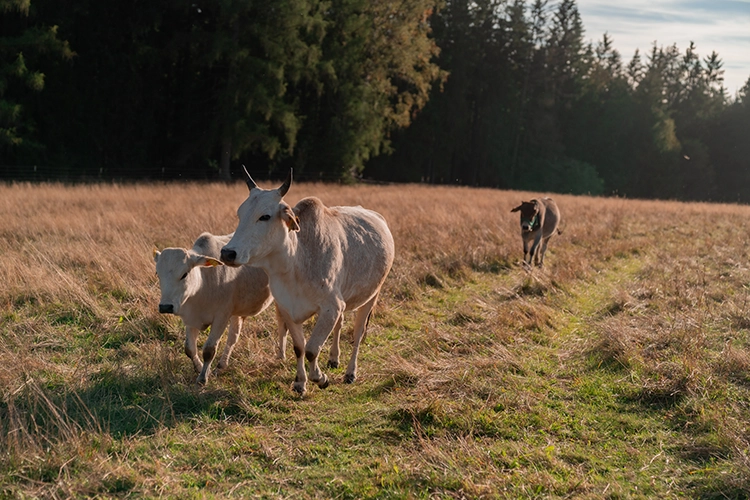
[2,0,749,201]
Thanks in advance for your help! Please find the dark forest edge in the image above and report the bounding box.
[2,0,749,202]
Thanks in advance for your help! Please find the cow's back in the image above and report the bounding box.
[294,197,394,308]
[541,198,560,236]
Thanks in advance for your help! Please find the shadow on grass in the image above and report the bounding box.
[2,364,292,444]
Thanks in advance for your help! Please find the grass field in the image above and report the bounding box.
[2,181,750,499]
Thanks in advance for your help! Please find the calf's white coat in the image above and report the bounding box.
[154,232,285,385]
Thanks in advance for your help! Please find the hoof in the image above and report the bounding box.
[327,360,339,369]
[293,382,307,396]
[316,374,330,389]
[344,373,356,384]
[196,376,207,386]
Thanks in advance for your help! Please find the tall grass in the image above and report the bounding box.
[2,181,750,497]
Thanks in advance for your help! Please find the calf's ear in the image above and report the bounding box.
[282,206,300,232]
[190,254,223,268]
[511,204,522,213]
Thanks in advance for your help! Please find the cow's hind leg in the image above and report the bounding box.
[345,295,378,384]
[328,314,343,369]
[197,316,231,386]
[185,326,203,373]
[216,316,243,374]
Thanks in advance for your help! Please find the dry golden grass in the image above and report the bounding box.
[2,181,750,498]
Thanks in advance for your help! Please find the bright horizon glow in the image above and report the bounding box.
[575,0,750,97]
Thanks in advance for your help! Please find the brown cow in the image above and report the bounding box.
[511,198,561,267]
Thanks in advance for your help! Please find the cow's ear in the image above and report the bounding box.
[282,206,300,232]
[153,249,161,263]
[511,204,522,213]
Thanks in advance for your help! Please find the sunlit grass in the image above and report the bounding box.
[2,181,750,497]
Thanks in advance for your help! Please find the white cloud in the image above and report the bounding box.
[575,0,750,95]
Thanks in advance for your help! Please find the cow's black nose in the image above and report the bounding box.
[159,304,174,314]
[221,248,236,264]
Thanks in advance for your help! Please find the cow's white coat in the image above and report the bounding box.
[221,172,395,395]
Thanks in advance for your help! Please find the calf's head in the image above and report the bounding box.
[511,200,542,232]
[154,248,222,314]
[220,167,300,267]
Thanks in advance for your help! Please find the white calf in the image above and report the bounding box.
[154,232,285,385]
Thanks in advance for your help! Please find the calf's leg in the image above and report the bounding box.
[185,326,203,373]
[275,305,288,360]
[197,316,231,386]
[216,316,243,373]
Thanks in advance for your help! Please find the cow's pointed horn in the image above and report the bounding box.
[278,168,292,197]
[242,165,258,192]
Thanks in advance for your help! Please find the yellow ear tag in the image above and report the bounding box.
[205,258,222,267]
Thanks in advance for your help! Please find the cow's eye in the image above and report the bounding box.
[180,272,188,280]
[258,214,271,221]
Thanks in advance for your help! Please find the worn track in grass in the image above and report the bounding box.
[2,182,750,498]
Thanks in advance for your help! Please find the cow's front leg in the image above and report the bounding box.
[522,234,532,266]
[197,316,230,386]
[285,321,307,395]
[529,232,543,267]
[216,316,243,373]
[306,302,345,389]
[185,326,203,373]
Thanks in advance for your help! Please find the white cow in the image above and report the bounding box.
[154,232,286,385]
[220,169,395,396]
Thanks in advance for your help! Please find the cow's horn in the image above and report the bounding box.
[278,168,292,197]
[242,165,258,191]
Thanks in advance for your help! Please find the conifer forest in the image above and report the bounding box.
[2,0,749,202]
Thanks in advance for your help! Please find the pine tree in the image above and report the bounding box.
[292,0,445,181]
[0,0,72,156]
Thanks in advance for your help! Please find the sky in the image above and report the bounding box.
[575,0,750,97]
